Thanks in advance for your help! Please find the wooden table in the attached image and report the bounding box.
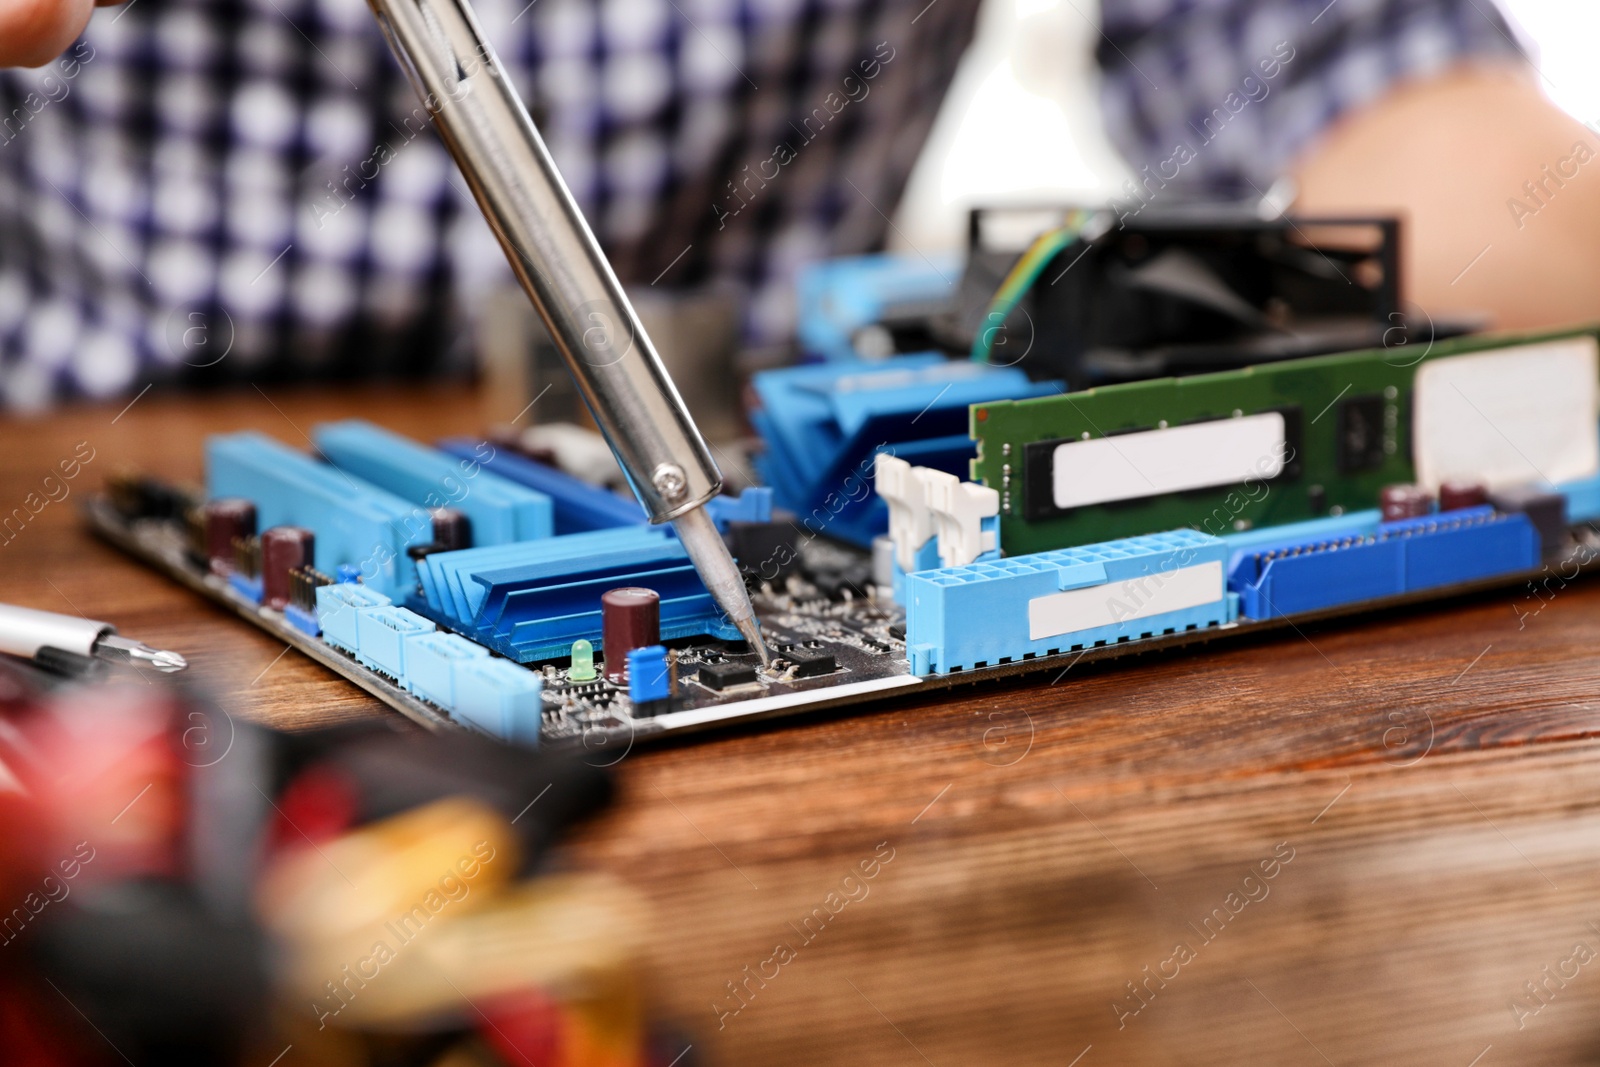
[7,385,1600,1065]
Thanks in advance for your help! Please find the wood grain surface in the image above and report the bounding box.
[6,385,1600,1066]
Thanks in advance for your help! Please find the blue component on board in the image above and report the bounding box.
[410,526,740,663]
[205,432,428,598]
[403,630,490,707]
[435,438,647,535]
[1228,506,1540,620]
[454,658,544,745]
[315,583,393,654]
[751,356,1060,547]
[796,252,961,362]
[353,605,435,679]
[905,529,1231,676]
[284,604,321,637]
[705,487,773,530]
[314,421,553,545]
[627,645,671,703]
[227,571,264,604]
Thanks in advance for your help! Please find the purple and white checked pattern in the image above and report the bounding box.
[1096,0,1527,200]
[0,0,980,407]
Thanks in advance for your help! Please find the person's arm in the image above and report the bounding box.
[0,0,97,68]
[1292,63,1600,331]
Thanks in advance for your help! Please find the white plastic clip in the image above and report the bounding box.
[921,470,999,568]
[876,453,933,571]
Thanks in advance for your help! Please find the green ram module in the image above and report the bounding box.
[971,327,1600,556]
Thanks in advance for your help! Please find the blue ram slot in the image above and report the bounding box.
[435,438,646,534]
[206,432,427,598]
[1229,506,1540,620]
[314,421,553,545]
[403,630,489,707]
[354,605,435,679]
[411,528,740,663]
[454,658,544,744]
[905,529,1232,675]
[315,583,392,654]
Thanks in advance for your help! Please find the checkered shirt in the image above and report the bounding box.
[1096,0,1528,200]
[0,0,979,406]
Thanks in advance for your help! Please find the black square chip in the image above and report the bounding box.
[1335,394,1387,473]
[785,649,837,678]
[699,661,759,690]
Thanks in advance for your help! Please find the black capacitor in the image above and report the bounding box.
[601,587,660,683]
[430,507,473,551]
[261,526,315,611]
[1379,484,1433,523]
[1438,481,1488,512]
[204,499,257,574]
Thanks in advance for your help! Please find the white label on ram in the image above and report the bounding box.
[1028,561,1224,642]
[1413,335,1600,491]
[1050,413,1287,510]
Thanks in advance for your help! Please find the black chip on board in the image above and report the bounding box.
[699,661,760,690]
[785,649,837,678]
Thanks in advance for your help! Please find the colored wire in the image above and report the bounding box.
[970,211,1089,364]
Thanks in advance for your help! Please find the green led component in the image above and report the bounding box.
[568,638,597,681]
[970,327,1600,556]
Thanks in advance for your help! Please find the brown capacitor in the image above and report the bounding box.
[430,507,473,551]
[204,499,257,573]
[601,587,660,683]
[1379,484,1434,523]
[261,526,315,611]
[1438,481,1489,512]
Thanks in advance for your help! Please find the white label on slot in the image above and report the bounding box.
[1413,336,1599,491]
[1050,413,1287,510]
[1027,561,1223,642]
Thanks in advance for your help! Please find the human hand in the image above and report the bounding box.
[0,0,113,68]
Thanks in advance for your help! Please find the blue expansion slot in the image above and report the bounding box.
[314,421,553,544]
[1228,506,1540,620]
[751,356,1060,547]
[454,658,544,745]
[905,529,1233,675]
[206,432,428,598]
[316,583,393,653]
[410,527,741,663]
[313,583,544,744]
[435,438,646,535]
[353,605,435,680]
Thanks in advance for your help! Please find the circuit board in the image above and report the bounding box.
[85,491,1600,751]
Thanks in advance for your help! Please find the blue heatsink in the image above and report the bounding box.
[905,529,1234,675]
[751,355,1060,547]
[314,421,553,545]
[409,527,741,663]
[1228,506,1540,620]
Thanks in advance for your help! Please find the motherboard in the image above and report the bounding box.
[86,319,1600,752]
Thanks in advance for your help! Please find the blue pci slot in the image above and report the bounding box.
[411,527,741,663]
[906,529,1232,675]
[206,432,429,598]
[1228,506,1540,620]
[435,438,646,535]
[315,421,553,544]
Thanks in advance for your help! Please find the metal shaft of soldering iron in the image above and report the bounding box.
[366,0,771,666]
